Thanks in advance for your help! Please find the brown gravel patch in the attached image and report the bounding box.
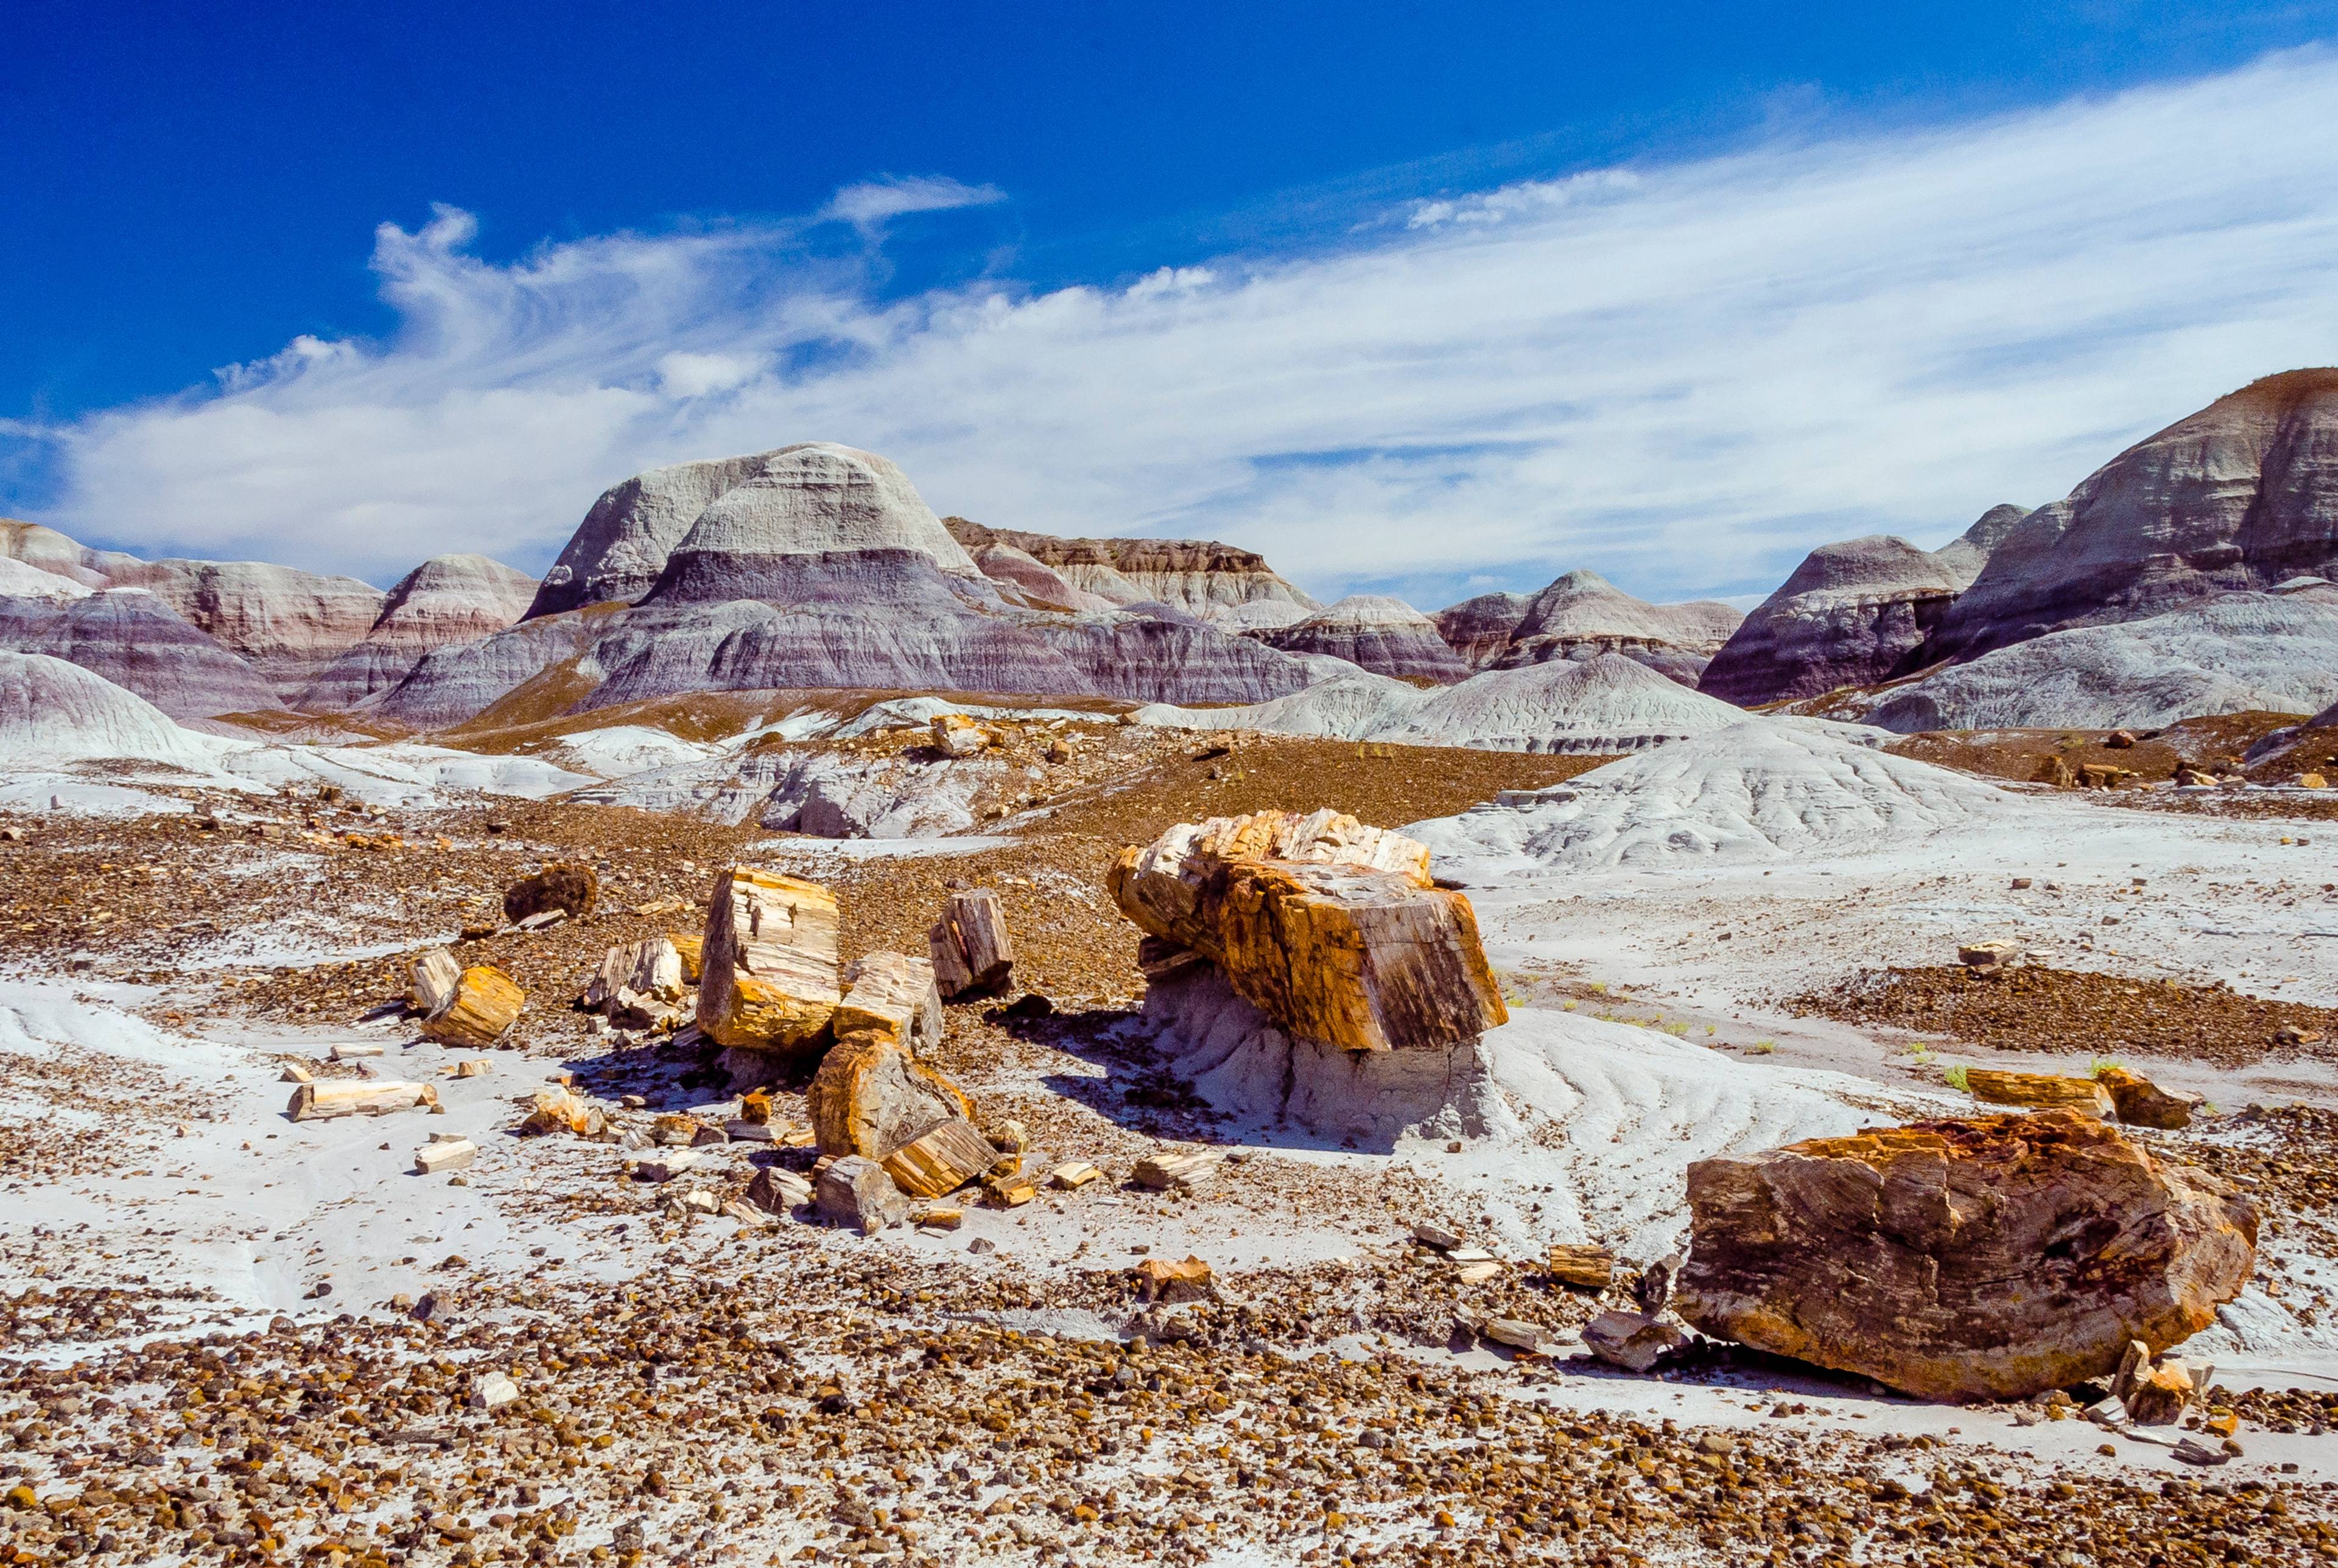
[1782,965,2338,1069]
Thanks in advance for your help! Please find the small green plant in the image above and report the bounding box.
[1561,1000,1578,1012]
[1585,981,1608,994]
[1908,1044,1934,1066]
[1662,1022,1692,1037]
[1943,1064,1972,1093]
[1747,1040,1775,1055]
[1705,1025,1717,1036]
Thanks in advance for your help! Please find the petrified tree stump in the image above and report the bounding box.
[1109,810,1504,1052]
[697,867,841,1056]
[1674,1111,2258,1401]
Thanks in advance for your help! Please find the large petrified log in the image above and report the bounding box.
[697,867,841,1055]
[1109,809,1503,1052]
[1674,1111,2258,1401]
[807,1037,975,1158]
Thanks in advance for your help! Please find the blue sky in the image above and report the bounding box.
[8,2,2338,607]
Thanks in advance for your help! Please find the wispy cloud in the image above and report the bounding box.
[819,175,1006,233]
[16,54,2338,600]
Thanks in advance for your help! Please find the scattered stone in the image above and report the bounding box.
[744,1166,813,1215]
[1964,1068,2116,1117]
[632,1150,706,1183]
[2126,1360,2196,1425]
[409,947,462,1015]
[584,936,688,1029]
[278,1062,312,1084]
[1413,1221,1465,1250]
[722,1119,775,1142]
[1582,1310,1686,1372]
[1048,1160,1101,1189]
[287,1080,441,1121]
[329,1042,384,1060]
[816,1155,909,1235]
[931,713,993,758]
[1957,939,2021,972]
[446,1057,488,1079]
[1675,1111,2259,1399]
[831,950,944,1053]
[807,1032,975,1158]
[468,1371,520,1410]
[519,1086,605,1138]
[697,867,841,1062]
[503,862,599,925]
[918,1208,964,1231]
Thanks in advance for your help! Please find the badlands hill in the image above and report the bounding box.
[1697,506,2027,705]
[1704,371,2338,707]
[0,520,536,716]
[1254,594,1469,681]
[369,445,1318,728]
[1435,570,1743,687]
[1932,369,2338,662]
[943,517,1319,627]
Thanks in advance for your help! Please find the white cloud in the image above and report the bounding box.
[19,51,2338,599]
[819,175,1006,232]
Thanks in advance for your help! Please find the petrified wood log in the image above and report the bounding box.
[807,1037,975,1158]
[409,948,461,1015]
[880,1117,999,1199]
[1110,811,1504,1052]
[927,889,1014,998]
[697,867,841,1055]
[832,951,943,1053]
[1674,1111,2258,1401]
[288,1081,440,1121]
[418,965,524,1048]
[1963,1068,2114,1117]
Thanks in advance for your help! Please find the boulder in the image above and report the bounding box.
[1674,1112,2258,1401]
[816,1155,910,1235]
[806,1035,975,1159]
[928,889,1014,999]
[504,864,599,925]
[2094,1065,2199,1130]
[697,867,841,1057]
[1964,1069,2115,1117]
[418,966,524,1048]
[1110,810,1504,1052]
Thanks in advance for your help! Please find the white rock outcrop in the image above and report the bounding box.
[0,651,242,771]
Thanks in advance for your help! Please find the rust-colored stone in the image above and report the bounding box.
[2094,1065,2199,1129]
[1674,1112,2258,1401]
[806,1036,974,1159]
[418,965,524,1048]
[1964,1068,2115,1117]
